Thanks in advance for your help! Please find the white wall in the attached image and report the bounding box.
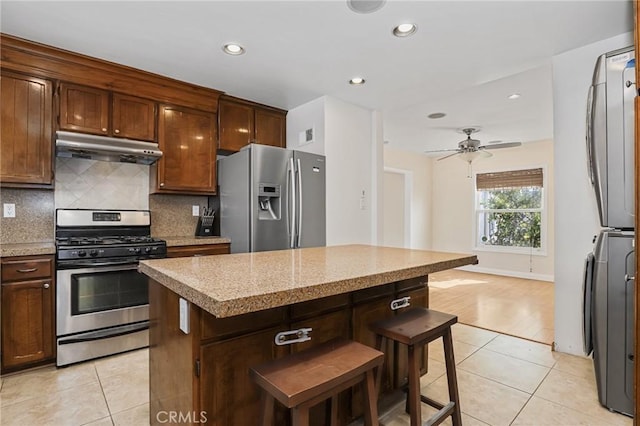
[383,147,433,250]
[430,139,555,280]
[287,96,376,246]
[552,32,633,355]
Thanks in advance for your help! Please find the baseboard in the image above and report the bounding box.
[457,265,554,282]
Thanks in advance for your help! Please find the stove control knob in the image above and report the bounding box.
[89,249,98,257]
[78,250,87,257]
[144,247,152,254]
[133,247,141,254]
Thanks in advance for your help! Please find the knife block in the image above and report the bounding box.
[195,215,215,237]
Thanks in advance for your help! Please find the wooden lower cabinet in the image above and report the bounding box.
[1,255,55,372]
[166,243,230,258]
[149,277,429,425]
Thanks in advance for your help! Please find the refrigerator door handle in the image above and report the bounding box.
[296,158,302,248]
[586,85,595,185]
[583,252,595,355]
[289,157,296,249]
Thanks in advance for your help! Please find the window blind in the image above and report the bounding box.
[476,168,543,190]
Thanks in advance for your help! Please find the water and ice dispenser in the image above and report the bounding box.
[258,183,281,220]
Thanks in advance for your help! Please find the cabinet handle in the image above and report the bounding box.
[114,129,120,134]
[160,183,165,187]
[101,128,107,132]
[16,268,38,273]
[43,283,50,289]
[274,328,312,346]
[390,296,411,311]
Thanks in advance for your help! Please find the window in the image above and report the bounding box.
[475,168,544,252]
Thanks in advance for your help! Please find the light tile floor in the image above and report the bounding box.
[0,324,632,426]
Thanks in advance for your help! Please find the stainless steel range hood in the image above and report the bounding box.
[56,131,163,165]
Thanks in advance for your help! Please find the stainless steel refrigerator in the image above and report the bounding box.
[583,46,635,417]
[218,144,326,253]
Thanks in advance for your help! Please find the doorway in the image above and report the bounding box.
[383,168,412,248]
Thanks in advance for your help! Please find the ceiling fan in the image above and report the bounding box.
[425,127,522,163]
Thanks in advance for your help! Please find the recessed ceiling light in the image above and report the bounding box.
[347,0,386,14]
[349,77,366,85]
[223,43,245,55]
[508,93,521,100]
[427,112,446,119]
[393,23,417,37]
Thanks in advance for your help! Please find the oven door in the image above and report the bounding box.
[56,263,149,336]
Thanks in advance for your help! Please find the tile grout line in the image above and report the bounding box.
[507,365,555,425]
[93,363,115,425]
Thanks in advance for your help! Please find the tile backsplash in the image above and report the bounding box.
[55,158,149,210]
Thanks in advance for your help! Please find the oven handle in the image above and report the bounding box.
[58,322,149,344]
[57,260,139,269]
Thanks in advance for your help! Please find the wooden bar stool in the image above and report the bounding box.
[370,308,462,426]
[250,337,384,426]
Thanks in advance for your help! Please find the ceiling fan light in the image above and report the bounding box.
[456,150,491,163]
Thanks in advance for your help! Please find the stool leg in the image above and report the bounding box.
[259,391,274,426]
[328,395,339,426]
[362,370,379,426]
[292,406,310,426]
[443,328,462,426]
[374,334,385,396]
[407,344,421,426]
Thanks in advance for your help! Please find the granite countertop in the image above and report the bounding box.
[157,236,231,247]
[139,244,477,318]
[0,241,56,257]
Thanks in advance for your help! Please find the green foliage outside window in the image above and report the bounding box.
[477,187,542,249]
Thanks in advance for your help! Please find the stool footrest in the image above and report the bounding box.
[420,394,445,410]
[424,401,455,426]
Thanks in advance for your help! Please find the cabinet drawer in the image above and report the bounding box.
[201,306,287,342]
[1,256,53,282]
[166,244,230,258]
[396,276,427,293]
[290,293,350,321]
[352,283,394,304]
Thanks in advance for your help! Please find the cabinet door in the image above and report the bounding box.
[200,326,288,426]
[0,71,53,185]
[1,279,54,370]
[218,99,254,152]
[59,83,109,135]
[291,310,351,426]
[156,105,217,194]
[112,93,156,141]
[352,297,395,418]
[254,107,286,148]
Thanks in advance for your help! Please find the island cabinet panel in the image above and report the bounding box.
[1,255,55,373]
[166,243,230,259]
[153,105,217,195]
[394,286,429,389]
[149,275,432,425]
[0,71,53,187]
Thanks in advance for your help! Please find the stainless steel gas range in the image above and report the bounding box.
[55,209,166,366]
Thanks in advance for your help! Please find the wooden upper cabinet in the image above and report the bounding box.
[218,99,254,152]
[59,83,109,135]
[0,71,53,187]
[218,96,286,152]
[153,105,217,194]
[254,107,286,148]
[59,83,156,141]
[112,93,156,141]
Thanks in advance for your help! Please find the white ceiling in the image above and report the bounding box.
[1,1,633,154]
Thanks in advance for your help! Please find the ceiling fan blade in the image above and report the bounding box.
[436,152,461,161]
[424,148,461,154]
[479,142,522,150]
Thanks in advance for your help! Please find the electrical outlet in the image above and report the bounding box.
[3,203,15,218]
[192,205,200,216]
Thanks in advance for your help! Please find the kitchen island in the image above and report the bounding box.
[139,244,477,426]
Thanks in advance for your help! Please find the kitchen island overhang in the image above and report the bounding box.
[139,244,478,318]
[140,244,477,425]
